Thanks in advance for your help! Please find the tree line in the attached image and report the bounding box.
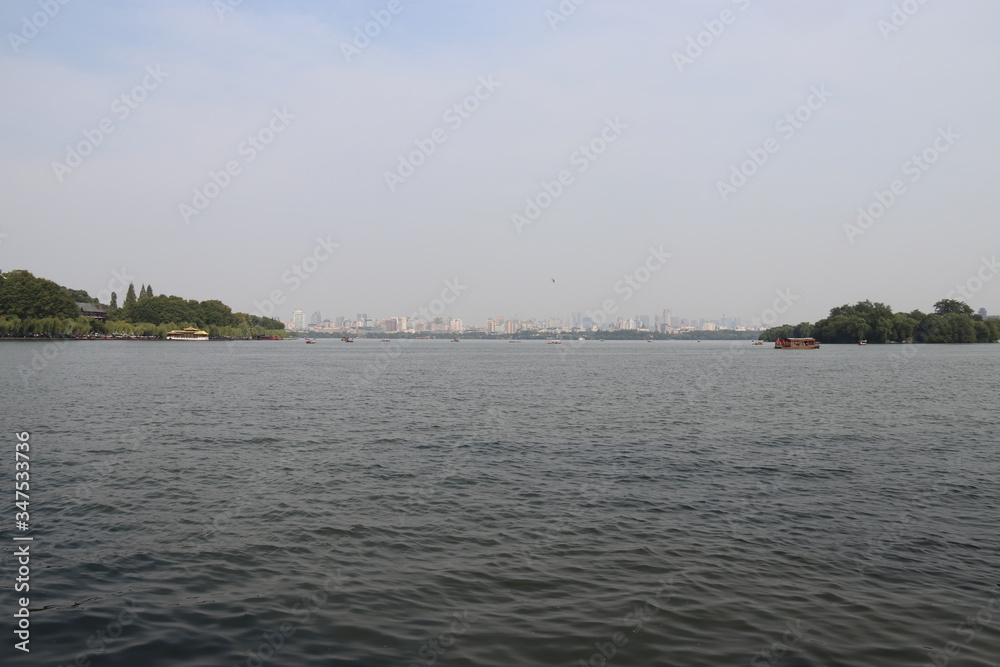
[760,299,999,344]
[0,269,287,338]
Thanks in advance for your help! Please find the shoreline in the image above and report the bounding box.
[0,337,285,342]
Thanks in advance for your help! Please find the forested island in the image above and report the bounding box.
[760,299,999,344]
[0,269,288,339]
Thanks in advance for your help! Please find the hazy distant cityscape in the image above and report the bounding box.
[282,308,759,335]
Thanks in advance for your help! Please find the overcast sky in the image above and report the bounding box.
[2,0,998,326]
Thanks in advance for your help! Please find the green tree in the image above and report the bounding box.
[198,299,233,327]
[946,313,976,343]
[891,312,918,342]
[812,314,869,343]
[759,324,794,340]
[244,313,284,330]
[973,320,993,343]
[933,299,973,316]
[987,318,1000,342]
[62,286,93,302]
[0,270,79,319]
[124,282,137,309]
[870,317,893,344]
[917,314,951,343]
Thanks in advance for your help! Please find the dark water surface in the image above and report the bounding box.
[2,339,999,666]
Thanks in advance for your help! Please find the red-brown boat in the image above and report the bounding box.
[774,337,820,349]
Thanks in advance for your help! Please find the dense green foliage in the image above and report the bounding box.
[64,287,93,302]
[0,269,286,338]
[113,292,282,330]
[0,270,80,319]
[760,299,1000,344]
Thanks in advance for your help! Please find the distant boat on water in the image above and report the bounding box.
[774,337,820,349]
[858,340,868,346]
[305,338,315,344]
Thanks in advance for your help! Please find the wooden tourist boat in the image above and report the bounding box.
[774,337,820,349]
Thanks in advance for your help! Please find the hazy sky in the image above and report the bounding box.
[2,0,998,326]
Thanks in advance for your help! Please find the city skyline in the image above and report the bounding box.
[283,309,733,331]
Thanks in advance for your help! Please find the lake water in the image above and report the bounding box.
[2,339,999,666]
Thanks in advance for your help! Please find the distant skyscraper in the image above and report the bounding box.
[310,310,322,325]
[292,309,305,330]
[486,318,496,334]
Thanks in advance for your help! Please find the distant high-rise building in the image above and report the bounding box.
[663,309,672,327]
[486,318,496,334]
[503,320,517,334]
[292,309,305,330]
[979,307,988,318]
[310,310,322,325]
